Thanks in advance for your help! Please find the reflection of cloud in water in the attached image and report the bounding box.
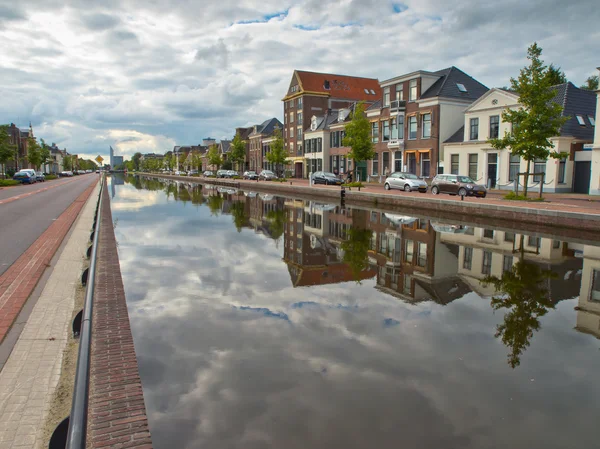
[111,188,164,211]
[110,182,600,449]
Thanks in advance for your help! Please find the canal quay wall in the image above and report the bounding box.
[141,173,600,244]
[86,181,153,448]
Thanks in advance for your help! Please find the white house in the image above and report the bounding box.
[590,67,600,195]
[443,83,596,193]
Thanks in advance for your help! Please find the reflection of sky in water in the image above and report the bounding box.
[111,179,600,449]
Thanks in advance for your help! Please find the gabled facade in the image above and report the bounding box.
[3,123,34,171]
[443,83,596,193]
[248,118,283,172]
[235,126,253,171]
[282,70,381,178]
[368,66,488,180]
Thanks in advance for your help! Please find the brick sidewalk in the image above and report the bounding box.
[0,181,96,342]
[0,182,99,448]
[87,182,153,449]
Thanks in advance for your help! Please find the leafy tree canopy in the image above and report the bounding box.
[342,102,375,176]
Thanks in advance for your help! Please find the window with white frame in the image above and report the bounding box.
[391,117,397,139]
[451,154,459,174]
[396,83,404,101]
[509,153,520,181]
[297,127,302,140]
[298,112,303,125]
[533,158,545,182]
[463,247,473,270]
[290,127,294,138]
[503,255,513,273]
[372,122,379,143]
[468,154,478,180]
[417,242,427,267]
[297,97,302,108]
[383,120,390,141]
[558,158,566,183]
[383,87,390,107]
[398,115,404,139]
[408,116,417,139]
[489,115,500,139]
[409,79,417,101]
[470,118,479,140]
[482,250,492,275]
[422,113,431,138]
[290,112,294,123]
[372,156,379,176]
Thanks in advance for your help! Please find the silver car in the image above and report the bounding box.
[384,172,428,193]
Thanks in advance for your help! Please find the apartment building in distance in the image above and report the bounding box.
[282,70,381,178]
[366,67,488,180]
[443,83,596,193]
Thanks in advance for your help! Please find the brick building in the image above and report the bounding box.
[367,67,488,180]
[282,70,382,178]
[3,123,34,171]
[248,118,283,172]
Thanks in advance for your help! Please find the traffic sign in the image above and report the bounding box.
[95,155,104,164]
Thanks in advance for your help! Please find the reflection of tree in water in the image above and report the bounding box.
[190,187,205,206]
[230,200,248,232]
[341,211,373,283]
[265,209,285,241]
[482,236,556,368]
[207,194,224,216]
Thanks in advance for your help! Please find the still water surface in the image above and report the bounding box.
[111,175,600,449]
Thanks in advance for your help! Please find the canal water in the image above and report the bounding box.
[110,175,600,449]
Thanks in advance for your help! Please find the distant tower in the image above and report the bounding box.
[110,146,114,167]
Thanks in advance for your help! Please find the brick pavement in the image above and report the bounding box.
[0,182,99,449]
[87,182,153,449]
[0,180,97,343]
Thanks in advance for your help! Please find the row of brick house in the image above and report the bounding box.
[3,123,73,174]
[170,66,597,193]
[280,67,597,193]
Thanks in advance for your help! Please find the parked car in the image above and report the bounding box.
[384,172,427,192]
[216,169,228,178]
[35,171,45,182]
[13,170,37,184]
[259,170,277,181]
[430,174,487,198]
[223,170,238,178]
[311,171,342,185]
[188,170,199,176]
[243,170,258,180]
[203,170,214,177]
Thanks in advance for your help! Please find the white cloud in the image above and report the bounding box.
[0,0,597,163]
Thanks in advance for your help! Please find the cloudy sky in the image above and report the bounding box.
[0,0,598,162]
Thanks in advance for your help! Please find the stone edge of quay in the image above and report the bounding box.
[86,181,153,449]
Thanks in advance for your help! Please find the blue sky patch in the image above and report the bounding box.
[392,3,408,13]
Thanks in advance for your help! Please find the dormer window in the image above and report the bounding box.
[364,88,369,94]
[589,116,596,126]
[576,115,586,126]
[457,83,468,93]
[370,89,376,95]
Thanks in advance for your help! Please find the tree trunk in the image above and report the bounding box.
[523,160,531,198]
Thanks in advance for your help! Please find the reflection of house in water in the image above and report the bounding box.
[110,174,124,198]
[439,227,582,301]
[576,245,600,339]
[283,202,375,287]
[367,213,470,304]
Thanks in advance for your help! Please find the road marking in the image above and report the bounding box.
[0,177,86,206]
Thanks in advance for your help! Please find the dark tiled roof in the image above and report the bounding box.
[550,82,596,140]
[366,100,382,111]
[444,126,464,143]
[311,110,340,131]
[251,117,284,137]
[219,140,231,153]
[293,70,381,101]
[421,66,489,101]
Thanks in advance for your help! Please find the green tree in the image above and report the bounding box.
[191,152,203,172]
[341,227,373,282]
[27,137,42,169]
[63,155,73,171]
[229,132,247,172]
[265,208,285,241]
[342,102,375,180]
[132,152,142,171]
[264,129,287,177]
[0,126,15,178]
[580,75,599,91]
[489,43,568,197]
[207,144,223,171]
[38,139,51,173]
[481,237,556,368]
[543,64,567,86]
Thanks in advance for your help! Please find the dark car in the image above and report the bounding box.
[430,174,487,198]
[243,171,258,180]
[13,170,37,184]
[312,171,342,185]
[259,170,277,181]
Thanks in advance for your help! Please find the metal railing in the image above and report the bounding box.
[65,175,105,448]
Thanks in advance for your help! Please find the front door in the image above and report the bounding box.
[295,163,303,178]
[574,161,591,193]
[394,151,402,172]
[407,153,417,174]
[487,153,498,188]
[356,161,367,182]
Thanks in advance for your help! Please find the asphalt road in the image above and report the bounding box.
[0,174,98,276]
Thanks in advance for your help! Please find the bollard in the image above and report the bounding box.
[461,193,465,201]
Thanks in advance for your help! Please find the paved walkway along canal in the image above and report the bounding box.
[110,174,600,449]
